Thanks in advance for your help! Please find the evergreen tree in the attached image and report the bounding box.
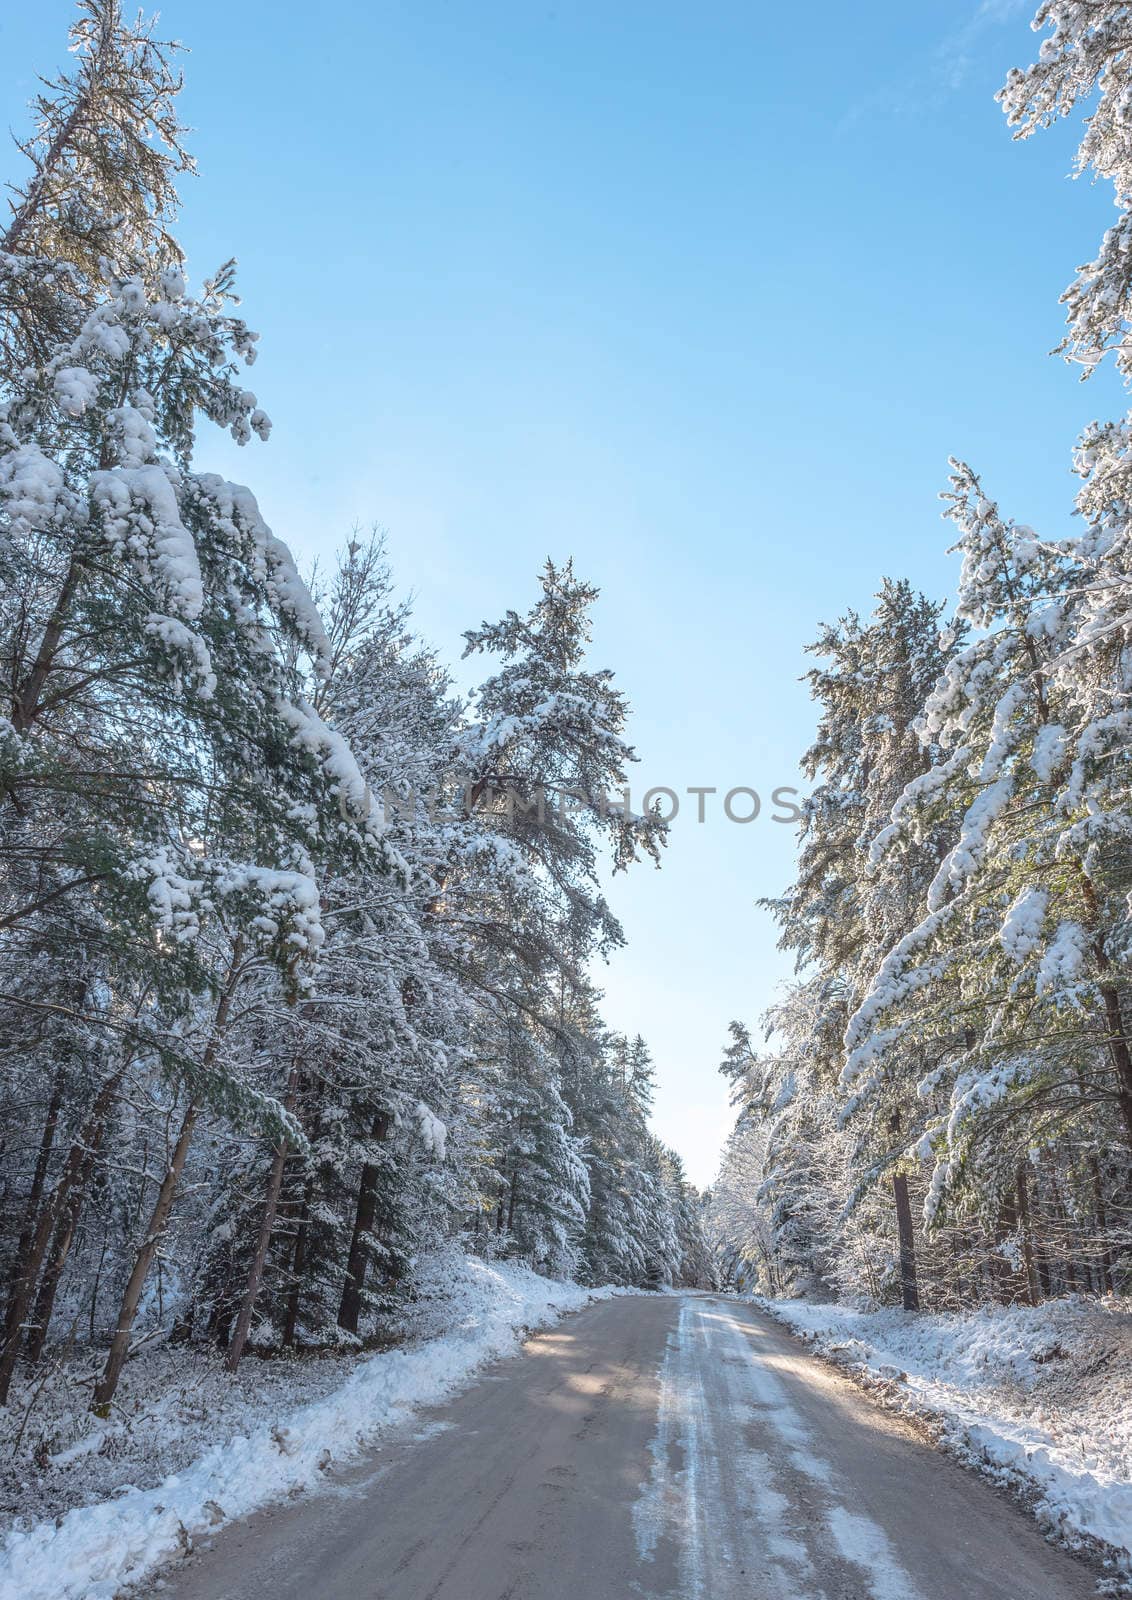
[0,2,715,1420]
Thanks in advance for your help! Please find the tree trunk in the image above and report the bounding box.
[1014,1166,1040,1307]
[92,1098,198,1414]
[224,1143,287,1372]
[1077,868,1132,1146]
[10,556,84,736]
[26,1147,96,1363]
[337,1110,393,1336]
[0,1066,124,1405]
[1,99,86,255]
[1098,981,1132,1148]
[226,1065,301,1373]
[6,1072,65,1301]
[1089,1157,1116,1294]
[204,1256,237,1350]
[0,1197,60,1404]
[1033,1208,1052,1298]
[948,1228,970,1308]
[891,1173,920,1311]
[27,1073,119,1363]
[0,1070,65,1364]
[281,1183,311,1349]
[92,942,242,1412]
[89,1233,108,1343]
[888,1111,919,1312]
[993,1191,1023,1304]
[1050,1158,1081,1295]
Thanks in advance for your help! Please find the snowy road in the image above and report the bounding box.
[158,1295,1096,1600]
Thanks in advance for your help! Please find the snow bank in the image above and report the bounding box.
[757,1295,1132,1575]
[0,1256,616,1600]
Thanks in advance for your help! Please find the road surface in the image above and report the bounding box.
[158,1295,1096,1600]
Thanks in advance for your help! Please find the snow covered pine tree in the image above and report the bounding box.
[0,3,713,1432]
[711,2,1132,1306]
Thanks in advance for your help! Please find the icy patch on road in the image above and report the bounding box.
[736,1327,922,1596]
[826,1505,918,1600]
[634,1301,802,1597]
[742,1449,813,1575]
[633,1299,919,1600]
[633,1300,711,1593]
[735,1347,836,1486]
[0,1256,620,1600]
[789,1445,835,1485]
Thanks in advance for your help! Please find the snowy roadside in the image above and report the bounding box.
[753,1294,1132,1584]
[0,1254,624,1600]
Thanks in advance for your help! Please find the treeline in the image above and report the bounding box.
[711,5,1132,1310]
[0,1,712,1413]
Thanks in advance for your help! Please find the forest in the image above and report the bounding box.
[711,6,1132,1314]
[0,0,713,1424]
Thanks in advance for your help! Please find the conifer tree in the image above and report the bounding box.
[0,4,711,1415]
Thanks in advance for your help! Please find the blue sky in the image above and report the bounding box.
[2,0,1124,1184]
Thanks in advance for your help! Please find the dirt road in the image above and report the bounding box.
[158,1295,1096,1600]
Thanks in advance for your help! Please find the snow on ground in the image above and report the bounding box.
[0,1253,621,1600]
[756,1293,1132,1582]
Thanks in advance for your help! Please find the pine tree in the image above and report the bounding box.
[844,465,1132,1236]
[761,581,952,1307]
[1,0,191,368]
[1000,2,1132,383]
[0,3,397,1406]
[0,5,710,1420]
